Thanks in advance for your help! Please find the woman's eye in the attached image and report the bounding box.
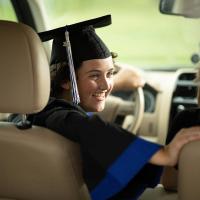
[107,71,114,78]
[89,74,100,79]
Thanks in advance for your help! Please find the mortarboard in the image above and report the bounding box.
[38,15,112,104]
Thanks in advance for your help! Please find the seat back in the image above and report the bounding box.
[161,167,178,192]
[157,140,200,200]
[178,141,200,200]
[0,20,89,200]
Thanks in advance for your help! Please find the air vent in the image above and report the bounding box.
[174,72,197,98]
[178,73,196,81]
[169,71,198,131]
[177,73,197,87]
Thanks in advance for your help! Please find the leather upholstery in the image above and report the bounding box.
[0,20,90,200]
[0,123,90,200]
[178,141,200,200]
[0,20,50,114]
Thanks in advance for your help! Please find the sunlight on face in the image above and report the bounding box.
[76,56,114,112]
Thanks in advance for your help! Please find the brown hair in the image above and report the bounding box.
[50,62,70,98]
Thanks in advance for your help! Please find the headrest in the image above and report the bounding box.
[0,21,50,114]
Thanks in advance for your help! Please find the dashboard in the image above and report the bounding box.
[99,67,198,145]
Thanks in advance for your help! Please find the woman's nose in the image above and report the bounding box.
[99,77,110,91]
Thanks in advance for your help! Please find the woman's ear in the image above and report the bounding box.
[61,81,70,90]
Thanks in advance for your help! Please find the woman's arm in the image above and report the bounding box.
[112,66,145,92]
[149,126,200,166]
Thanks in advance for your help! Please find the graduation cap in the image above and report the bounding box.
[38,15,112,105]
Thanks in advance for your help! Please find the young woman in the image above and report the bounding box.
[32,16,200,200]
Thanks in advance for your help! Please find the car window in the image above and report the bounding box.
[0,0,17,22]
[42,0,200,70]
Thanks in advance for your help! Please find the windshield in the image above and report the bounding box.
[43,0,200,69]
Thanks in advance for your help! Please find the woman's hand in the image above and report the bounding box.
[150,126,200,166]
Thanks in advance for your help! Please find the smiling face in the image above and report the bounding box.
[76,56,114,112]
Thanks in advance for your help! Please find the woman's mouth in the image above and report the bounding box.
[92,92,106,101]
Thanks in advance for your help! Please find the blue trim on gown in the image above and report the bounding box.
[91,137,162,200]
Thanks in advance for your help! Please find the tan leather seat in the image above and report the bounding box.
[178,141,200,200]
[141,141,200,200]
[0,20,90,200]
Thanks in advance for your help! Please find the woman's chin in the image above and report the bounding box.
[95,107,104,112]
[95,102,106,112]
[81,100,106,112]
[87,103,105,112]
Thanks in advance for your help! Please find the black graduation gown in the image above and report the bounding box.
[166,107,200,144]
[29,97,163,200]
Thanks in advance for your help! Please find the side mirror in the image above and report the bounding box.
[159,0,200,18]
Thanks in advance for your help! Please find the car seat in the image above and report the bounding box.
[140,142,200,200]
[0,20,90,200]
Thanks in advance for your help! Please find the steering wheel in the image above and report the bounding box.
[122,87,144,134]
[97,87,145,134]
